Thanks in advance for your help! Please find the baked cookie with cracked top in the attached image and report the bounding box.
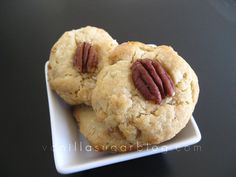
[48,26,118,105]
[76,42,199,152]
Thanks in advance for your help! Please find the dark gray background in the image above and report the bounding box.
[1,0,236,177]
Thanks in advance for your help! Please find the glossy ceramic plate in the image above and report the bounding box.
[45,61,201,174]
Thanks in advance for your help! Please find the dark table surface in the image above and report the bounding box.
[1,0,236,176]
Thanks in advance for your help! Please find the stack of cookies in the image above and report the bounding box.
[48,26,199,152]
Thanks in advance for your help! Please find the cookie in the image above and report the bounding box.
[88,42,199,152]
[48,26,118,105]
[73,105,138,152]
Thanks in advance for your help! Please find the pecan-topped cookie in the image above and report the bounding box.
[84,42,199,152]
[48,26,118,105]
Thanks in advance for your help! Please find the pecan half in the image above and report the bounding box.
[74,42,98,73]
[131,59,175,104]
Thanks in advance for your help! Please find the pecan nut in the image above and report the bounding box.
[73,42,98,73]
[131,59,175,104]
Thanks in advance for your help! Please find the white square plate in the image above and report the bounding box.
[45,61,201,174]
